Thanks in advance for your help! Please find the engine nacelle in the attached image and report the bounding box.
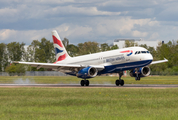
[130,66,150,77]
[77,67,98,78]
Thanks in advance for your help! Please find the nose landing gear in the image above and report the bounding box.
[135,68,141,81]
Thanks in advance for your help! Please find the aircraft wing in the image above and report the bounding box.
[12,61,105,71]
[150,58,168,65]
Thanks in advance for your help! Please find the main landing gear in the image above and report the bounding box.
[115,72,124,86]
[80,80,90,86]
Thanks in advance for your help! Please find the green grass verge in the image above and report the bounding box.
[0,87,178,120]
[0,76,178,84]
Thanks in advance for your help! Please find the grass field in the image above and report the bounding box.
[0,75,178,84]
[0,87,178,120]
[0,76,178,119]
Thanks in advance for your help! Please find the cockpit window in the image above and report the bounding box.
[141,51,147,53]
[135,51,150,55]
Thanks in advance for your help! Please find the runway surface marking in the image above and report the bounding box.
[0,84,178,88]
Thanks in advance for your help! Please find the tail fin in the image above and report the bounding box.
[52,30,70,62]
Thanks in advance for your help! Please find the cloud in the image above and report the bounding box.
[157,4,178,21]
[150,33,159,40]
[0,17,161,45]
[0,0,178,45]
[0,8,19,22]
[0,24,92,44]
[132,30,148,37]
[0,29,17,40]
[54,24,93,42]
[0,29,51,44]
[98,0,158,12]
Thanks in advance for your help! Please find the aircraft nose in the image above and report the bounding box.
[144,54,153,60]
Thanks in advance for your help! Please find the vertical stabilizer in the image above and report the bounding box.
[52,30,70,62]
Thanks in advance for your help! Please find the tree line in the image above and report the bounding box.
[1,38,178,75]
[0,37,118,74]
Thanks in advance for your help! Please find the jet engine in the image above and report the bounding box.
[130,66,150,77]
[77,66,98,78]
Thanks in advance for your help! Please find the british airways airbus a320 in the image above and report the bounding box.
[13,30,168,86]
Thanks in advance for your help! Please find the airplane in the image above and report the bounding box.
[13,30,168,86]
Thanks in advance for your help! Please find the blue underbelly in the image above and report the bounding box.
[98,60,152,74]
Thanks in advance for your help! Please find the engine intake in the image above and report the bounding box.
[130,66,150,77]
[77,67,98,78]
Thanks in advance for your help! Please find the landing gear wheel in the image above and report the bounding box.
[115,80,120,86]
[135,77,140,81]
[120,79,124,86]
[80,80,85,86]
[80,80,90,86]
[85,80,89,86]
[115,72,125,86]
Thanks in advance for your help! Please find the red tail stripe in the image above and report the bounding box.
[57,53,67,61]
[52,35,63,48]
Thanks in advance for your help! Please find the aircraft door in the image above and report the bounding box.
[125,54,130,62]
[98,56,103,64]
[125,50,133,62]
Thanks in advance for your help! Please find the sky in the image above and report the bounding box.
[1,0,178,45]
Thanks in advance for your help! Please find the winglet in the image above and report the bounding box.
[164,58,168,62]
[151,58,168,65]
[12,61,19,64]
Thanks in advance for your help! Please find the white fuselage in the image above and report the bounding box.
[55,47,153,67]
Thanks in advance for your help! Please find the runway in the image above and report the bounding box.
[0,84,178,88]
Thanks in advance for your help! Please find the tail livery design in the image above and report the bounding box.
[52,30,70,62]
